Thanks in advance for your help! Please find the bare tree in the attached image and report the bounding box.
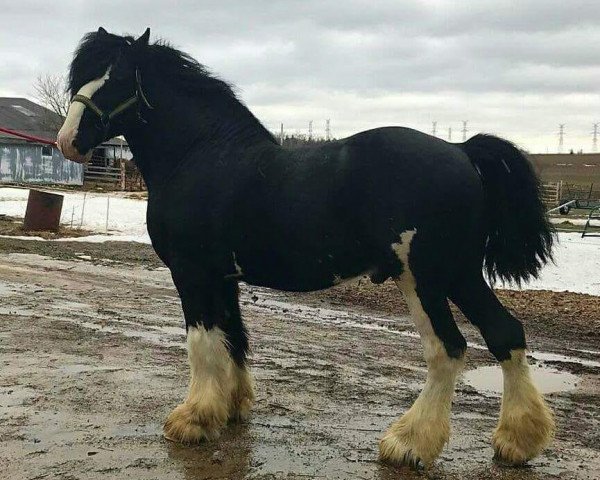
[33,74,69,130]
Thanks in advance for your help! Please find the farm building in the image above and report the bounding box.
[0,98,83,185]
[0,97,133,188]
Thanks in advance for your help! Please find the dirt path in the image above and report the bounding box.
[0,246,599,479]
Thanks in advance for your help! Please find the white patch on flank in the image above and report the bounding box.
[380,229,464,466]
[493,349,555,464]
[57,67,111,160]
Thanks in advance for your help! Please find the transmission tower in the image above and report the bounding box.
[308,120,313,141]
[431,121,437,137]
[325,119,331,141]
[279,123,284,145]
[461,120,468,142]
[448,127,452,141]
[593,123,599,153]
[557,124,565,153]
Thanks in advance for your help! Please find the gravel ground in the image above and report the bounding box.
[0,238,599,480]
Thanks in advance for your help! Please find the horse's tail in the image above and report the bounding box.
[461,134,554,285]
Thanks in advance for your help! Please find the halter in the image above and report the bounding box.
[70,69,153,130]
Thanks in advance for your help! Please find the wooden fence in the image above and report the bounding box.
[84,164,123,185]
[540,182,562,208]
[83,161,146,191]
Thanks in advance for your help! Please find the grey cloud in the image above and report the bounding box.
[0,1,599,152]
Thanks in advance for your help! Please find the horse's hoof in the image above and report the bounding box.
[379,441,424,470]
[229,366,255,423]
[492,392,555,465]
[163,403,222,444]
[379,409,448,469]
[379,429,438,469]
[229,395,253,423]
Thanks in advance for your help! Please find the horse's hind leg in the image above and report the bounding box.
[450,274,554,465]
[164,266,254,444]
[379,231,467,468]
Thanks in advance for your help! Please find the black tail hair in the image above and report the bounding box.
[462,134,554,285]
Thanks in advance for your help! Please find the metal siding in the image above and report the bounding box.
[0,144,83,185]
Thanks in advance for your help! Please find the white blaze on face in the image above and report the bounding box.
[57,67,111,163]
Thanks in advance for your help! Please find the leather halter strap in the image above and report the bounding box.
[70,69,153,127]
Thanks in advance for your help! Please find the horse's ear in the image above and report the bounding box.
[135,28,151,47]
[98,27,108,35]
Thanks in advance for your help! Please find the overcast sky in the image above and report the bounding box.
[2,0,600,153]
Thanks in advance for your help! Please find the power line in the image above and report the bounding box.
[448,127,452,142]
[461,120,468,142]
[593,123,598,153]
[325,119,331,141]
[431,121,437,137]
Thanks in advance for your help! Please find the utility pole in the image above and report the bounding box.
[325,119,331,141]
[558,124,565,153]
[461,120,468,142]
[308,120,313,141]
[431,121,437,137]
[280,123,284,145]
[593,123,599,153]
[448,127,452,141]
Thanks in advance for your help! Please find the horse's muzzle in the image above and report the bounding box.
[56,128,88,164]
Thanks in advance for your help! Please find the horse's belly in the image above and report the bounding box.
[236,249,369,292]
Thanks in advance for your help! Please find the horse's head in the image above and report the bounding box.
[57,27,152,163]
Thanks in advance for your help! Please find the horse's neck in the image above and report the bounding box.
[124,91,275,191]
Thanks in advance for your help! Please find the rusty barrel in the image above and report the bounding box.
[23,190,64,232]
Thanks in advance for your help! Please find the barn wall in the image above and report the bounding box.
[0,143,83,185]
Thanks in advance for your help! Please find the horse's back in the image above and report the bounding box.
[339,127,485,231]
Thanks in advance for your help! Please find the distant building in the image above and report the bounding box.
[0,98,132,187]
[0,97,84,185]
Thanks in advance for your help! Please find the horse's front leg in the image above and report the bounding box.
[164,271,254,444]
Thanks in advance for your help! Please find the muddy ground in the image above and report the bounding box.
[0,238,599,480]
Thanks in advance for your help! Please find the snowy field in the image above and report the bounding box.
[0,187,149,243]
[1,187,599,296]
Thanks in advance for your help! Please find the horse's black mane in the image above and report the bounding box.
[69,30,276,143]
[69,31,236,98]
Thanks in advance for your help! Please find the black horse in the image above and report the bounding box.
[58,28,555,468]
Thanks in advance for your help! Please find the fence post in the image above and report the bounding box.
[105,196,110,233]
[120,160,126,191]
[79,192,87,229]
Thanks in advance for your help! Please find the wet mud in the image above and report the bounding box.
[0,247,599,479]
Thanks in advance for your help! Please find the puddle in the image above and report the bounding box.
[463,365,579,395]
[248,288,600,370]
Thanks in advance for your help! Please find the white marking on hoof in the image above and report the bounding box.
[230,364,255,422]
[382,229,464,467]
[379,403,449,468]
[163,326,237,444]
[493,349,555,465]
[379,349,464,468]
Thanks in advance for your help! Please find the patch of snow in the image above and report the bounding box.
[501,232,600,296]
[0,187,147,237]
[550,217,592,226]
